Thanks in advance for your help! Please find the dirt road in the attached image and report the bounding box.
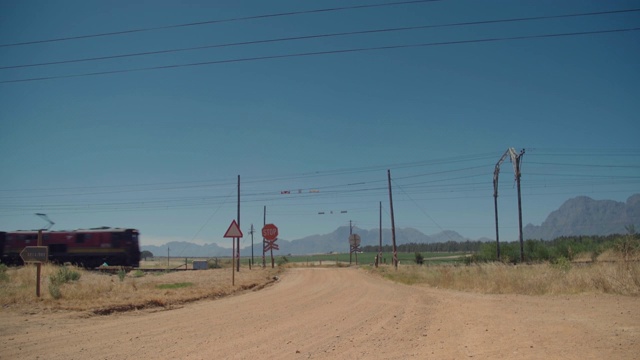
[1,267,638,359]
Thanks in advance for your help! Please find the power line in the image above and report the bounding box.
[3,8,638,71]
[0,0,444,48]
[0,153,498,194]
[526,161,640,169]
[2,27,637,85]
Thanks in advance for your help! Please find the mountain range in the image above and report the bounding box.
[142,194,640,257]
[141,227,468,258]
[523,194,640,240]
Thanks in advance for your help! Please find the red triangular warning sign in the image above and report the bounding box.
[223,220,243,238]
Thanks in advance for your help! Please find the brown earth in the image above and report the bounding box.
[1,267,638,359]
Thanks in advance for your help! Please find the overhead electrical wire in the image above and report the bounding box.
[1,27,638,84]
[0,153,499,194]
[2,8,638,71]
[0,0,444,48]
[2,170,635,214]
[526,161,640,169]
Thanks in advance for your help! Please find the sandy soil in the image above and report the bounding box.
[1,267,638,359]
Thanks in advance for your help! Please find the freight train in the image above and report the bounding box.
[0,227,141,268]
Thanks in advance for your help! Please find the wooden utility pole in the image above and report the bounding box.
[36,230,42,297]
[515,150,525,262]
[349,220,353,265]
[236,175,241,272]
[493,151,509,260]
[378,201,382,268]
[387,170,398,269]
[493,148,525,262]
[249,224,254,267]
[262,206,266,268]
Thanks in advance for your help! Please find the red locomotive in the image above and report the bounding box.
[0,227,140,268]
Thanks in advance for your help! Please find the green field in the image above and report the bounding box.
[281,251,468,265]
[143,251,468,270]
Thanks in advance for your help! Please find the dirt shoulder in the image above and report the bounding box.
[1,267,638,359]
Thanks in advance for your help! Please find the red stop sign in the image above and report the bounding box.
[262,224,279,241]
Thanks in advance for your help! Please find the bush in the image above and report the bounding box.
[208,258,222,269]
[117,268,127,282]
[48,283,62,299]
[277,256,289,267]
[0,263,8,282]
[49,266,81,286]
[614,234,639,262]
[551,256,572,272]
[414,252,424,265]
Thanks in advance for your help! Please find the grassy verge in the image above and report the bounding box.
[0,263,281,314]
[368,261,640,296]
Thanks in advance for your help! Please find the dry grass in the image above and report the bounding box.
[0,263,281,314]
[371,261,640,296]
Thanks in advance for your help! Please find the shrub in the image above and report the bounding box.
[0,263,8,282]
[551,256,572,272]
[156,282,193,290]
[277,256,289,267]
[48,283,62,299]
[525,240,551,262]
[49,266,81,286]
[117,268,127,282]
[208,258,222,269]
[414,252,424,265]
[614,234,639,262]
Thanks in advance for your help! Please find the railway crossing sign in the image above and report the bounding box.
[349,234,361,247]
[349,234,361,265]
[20,246,48,263]
[262,223,279,268]
[264,240,279,251]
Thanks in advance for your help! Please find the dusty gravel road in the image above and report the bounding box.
[1,267,638,359]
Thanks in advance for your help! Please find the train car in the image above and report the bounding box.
[0,231,6,263]
[1,228,141,268]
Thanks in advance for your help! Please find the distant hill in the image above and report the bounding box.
[141,227,468,258]
[141,194,640,257]
[142,241,229,259]
[274,226,467,255]
[524,194,640,240]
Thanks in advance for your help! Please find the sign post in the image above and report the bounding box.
[224,220,243,286]
[262,224,279,268]
[20,231,48,297]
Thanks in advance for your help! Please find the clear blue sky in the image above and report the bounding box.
[1,0,638,248]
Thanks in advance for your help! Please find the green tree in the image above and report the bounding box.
[615,225,639,262]
[141,250,154,261]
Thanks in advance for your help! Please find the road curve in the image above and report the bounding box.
[1,267,638,359]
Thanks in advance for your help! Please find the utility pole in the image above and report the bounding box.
[36,230,42,297]
[237,175,241,272]
[262,206,266,268]
[493,151,509,260]
[349,220,353,265]
[249,224,255,266]
[493,148,525,262]
[515,150,525,262]
[387,170,398,270]
[378,201,382,268]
